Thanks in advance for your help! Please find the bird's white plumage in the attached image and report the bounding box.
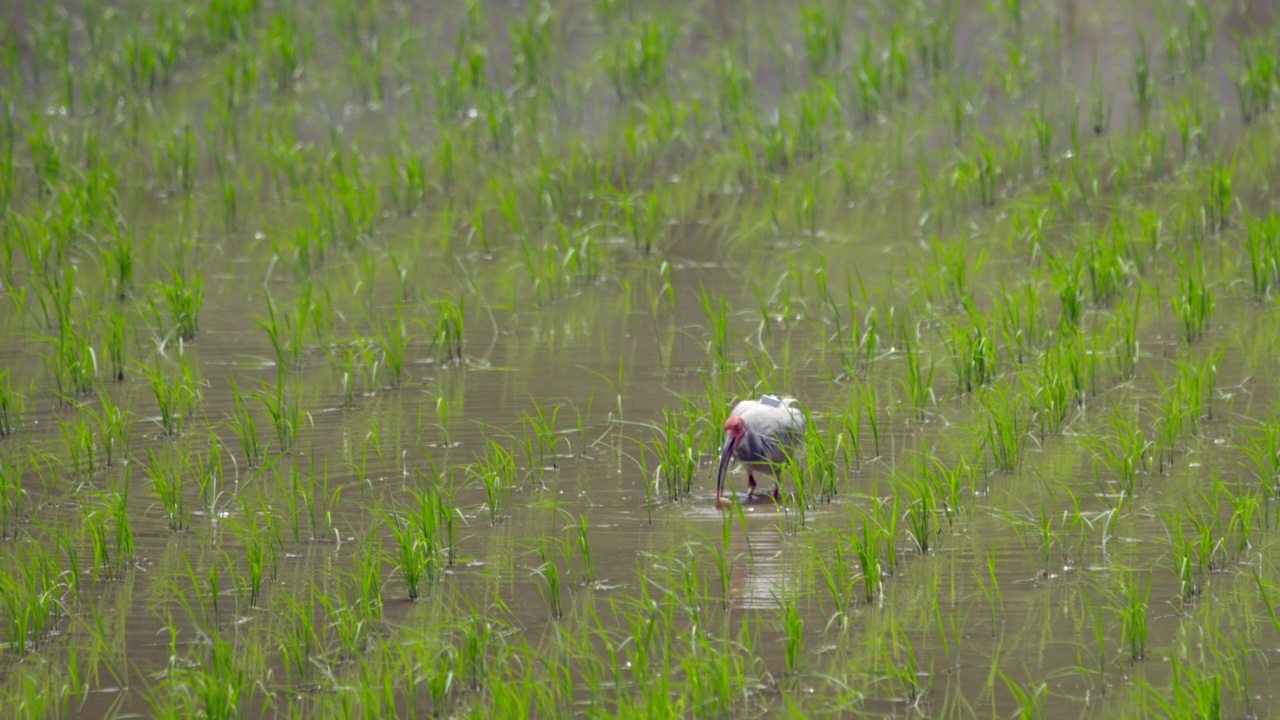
[727,397,806,476]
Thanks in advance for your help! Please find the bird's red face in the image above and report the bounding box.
[716,416,746,501]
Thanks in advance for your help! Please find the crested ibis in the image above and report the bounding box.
[714,395,805,507]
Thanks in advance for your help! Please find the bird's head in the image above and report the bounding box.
[723,415,746,440]
[716,416,746,502]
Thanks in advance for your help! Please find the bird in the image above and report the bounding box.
[715,395,806,507]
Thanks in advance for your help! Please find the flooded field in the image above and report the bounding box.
[2,0,1280,716]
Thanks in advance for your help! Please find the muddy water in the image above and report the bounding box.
[4,0,1280,717]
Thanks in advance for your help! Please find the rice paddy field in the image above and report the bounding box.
[4,0,1280,717]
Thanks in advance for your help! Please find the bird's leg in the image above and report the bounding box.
[747,471,758,500]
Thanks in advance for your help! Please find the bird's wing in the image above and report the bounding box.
[738,401,806,449]
[729,399,758,418]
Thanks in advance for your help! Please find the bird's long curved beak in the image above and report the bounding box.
[715,434,736,501]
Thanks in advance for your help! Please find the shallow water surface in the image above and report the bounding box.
[3,0,1280,717]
